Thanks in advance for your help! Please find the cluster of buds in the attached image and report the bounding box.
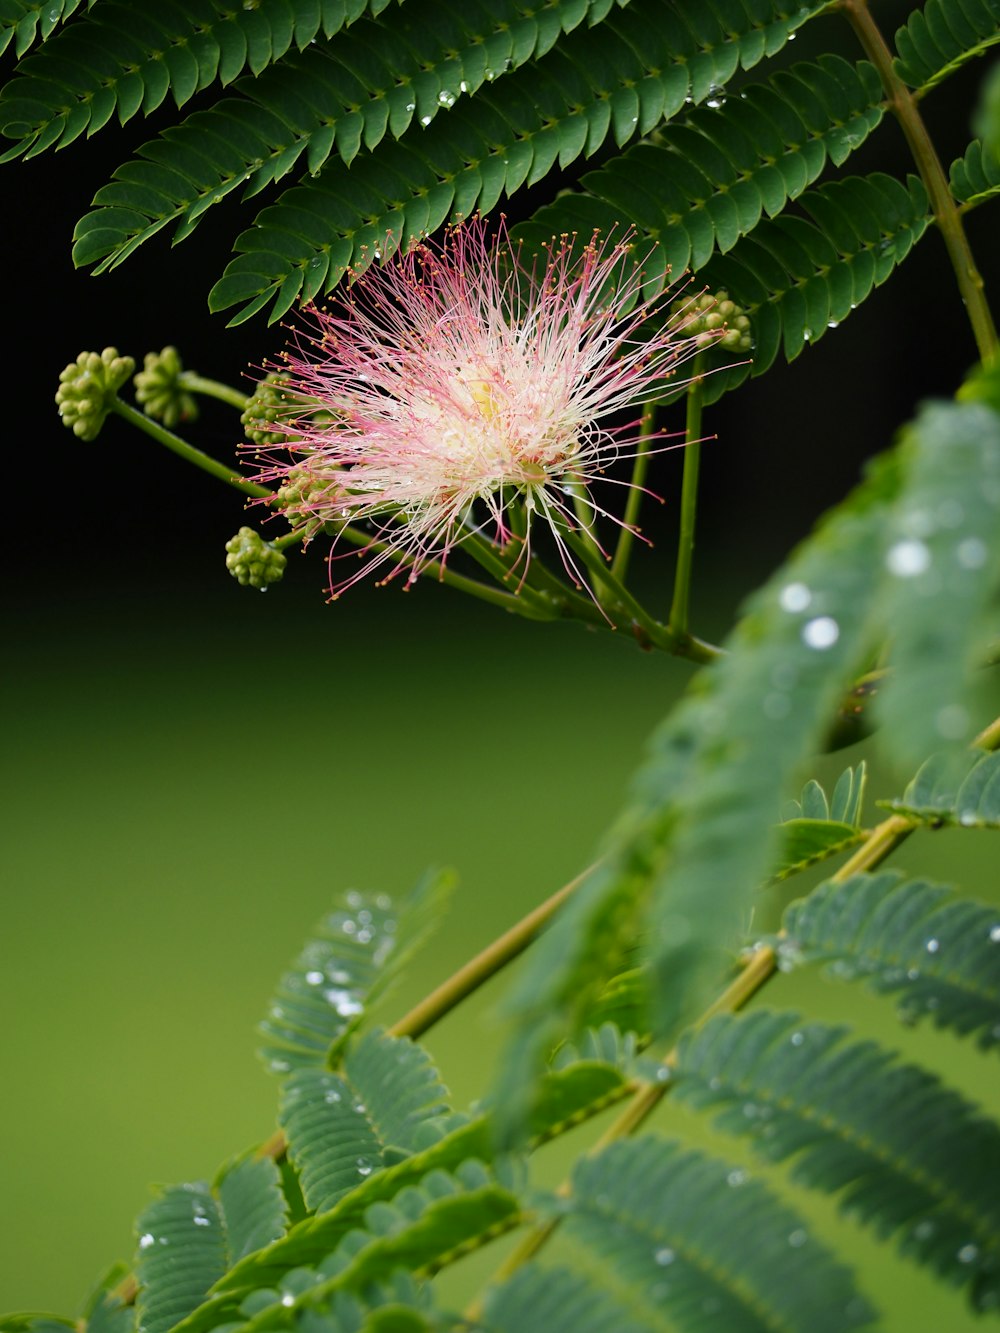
[270,467,343,541]
[224,527,286,589]
[674,290,752,352]
[134,346,198,427]
[241,369,301,446]
[56,347,135,440]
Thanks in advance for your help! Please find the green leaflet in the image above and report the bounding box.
[672,1010,1000,1309]
[781,870,1000,1052]
[0,0,87,59]
[279,1031,452,1214]
[884,748,1000,827]
[483,1265,651,1333]
[772,763,868,880]
[872,394,1000,762]
[558,1137,873,1333]
[222,1162,522,1333]
[65,0,612,270]
[199,0,829,322]
[215,1057,628,1296]
[893,0,1000,93]
[0,1319,76,1333]
[134,1158,288,1333]
[517,55,885,291]
[698,172,931,401]
[258,870,453,1076]
[0,0,394,159]
[951,138,1000,208]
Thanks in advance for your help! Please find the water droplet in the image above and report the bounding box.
[356,1158,373,1177]
[324,1088,342,1104]
[437,90,456,108]
[341,919,357,934]
[376,893,392,910]
[788,1228,808,1247]
[886,538,930,577]
[404,103,415,113]
[779,581,811,612]
[827,319,839,328]
[139,1233,154,1249]
[356,928,373,943]
[802,616,839,650]
[192,1215,211,1227]
[727,1168,748,1187]
[790,1030,805,1046]
[329,968,351,984]
[655,1247,675,1265]
[459,80,468,93]
[925,938,940,954]
[281,1293,295,1307]
[913,1219,936,1240]
[420,115,432,126]
[989,925,1000,943]
[305,970,323,985]
[957,537,987,569]
[958,1244,979,1264]
[324,987,363,1015]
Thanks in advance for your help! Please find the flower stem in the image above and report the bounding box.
[610,401,656,583]
[668,355,707,636]
[460,529,565,619]
[110,398,272,500]
[177,371,250,412]
[839,0,998,363]
[389,866,594,1040]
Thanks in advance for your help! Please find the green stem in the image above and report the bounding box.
[460,528,563,619]
[840,0,998,363]
[668,356,706,636]
[177,371,250,412]
[111,398,271,500]
[610,401,656,583]
[389,866,594,1040]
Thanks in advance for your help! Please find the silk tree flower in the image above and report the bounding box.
[252,220,720,597]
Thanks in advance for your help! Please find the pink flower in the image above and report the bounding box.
[255,220,713,597]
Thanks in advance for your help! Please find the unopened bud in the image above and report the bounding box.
[134,346,199,427]
[56,347,136,441]
[241,371,300,446]
[673,290,752,353]
[225,527,286,589]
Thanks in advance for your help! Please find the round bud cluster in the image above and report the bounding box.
[225,527,286,589]
[134,346,199,428]
[241,370,301,446]
[675,290,752,352]
[271,467,340,540]
[56,347,136,441]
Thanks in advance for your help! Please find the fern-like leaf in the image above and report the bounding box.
[781,870,1000,1051]
[134,1157,287,1333]
[951,137,1000,207]
[189,0,829,322]
[772,762,868,880]
[672,1010,1000,1308]
[546,1137,873,1332]
[893,0,1000,95]
[279,1030,451,1214]
[872,393,1000,760]
[885,748,1000,827]
[258,870,453,1076]
[517,55,885,293]
[0,0,87,60]
[0,0,398,161]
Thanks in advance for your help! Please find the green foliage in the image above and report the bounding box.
[951,137,1000,206]
[773,763,868,880]
[872,396,1000,761]
[892,0,1000,93]
[490,1137,874,1333]
[781,870,1000,1051]
[672,1010,1000,1308]
[258,870,453,1075]
[886,747,1000,827]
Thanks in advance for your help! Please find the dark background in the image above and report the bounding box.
[3,4,1000,1323]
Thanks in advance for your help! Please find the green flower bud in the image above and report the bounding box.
[56,347,136,441]
[241,370,301,447]
[134,346,199,428]
[672,290,752,354]
[270,466,342,539]
[225,526,286,590]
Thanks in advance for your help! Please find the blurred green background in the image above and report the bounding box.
[3,564,999,1329]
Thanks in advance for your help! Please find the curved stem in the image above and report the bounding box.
[110,398,272,500]
[610,401,656,583]
[459,529,563,618]
[177,371,250,412]
[389,865,595,1040]
[668,357,706,636]
[840,0,998,363]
